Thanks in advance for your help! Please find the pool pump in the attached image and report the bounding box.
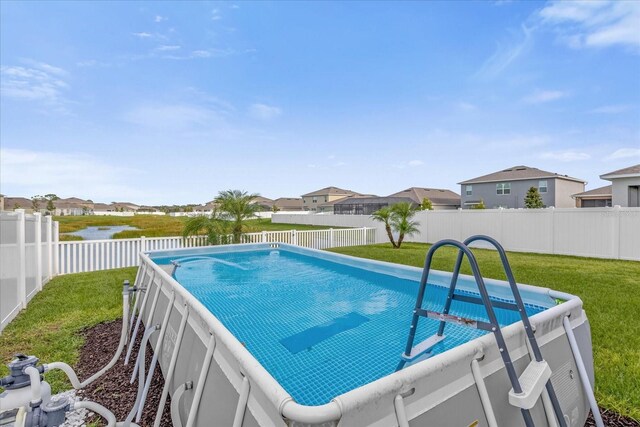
[0,354,65,427]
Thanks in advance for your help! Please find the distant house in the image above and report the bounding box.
[251,196,275,211]
[334,196,413,215]
[273,197,304,211]
[110,202,140,212]
[301,187,360,212]
[600,164,640,207]
[572,186,612,208]
[459,166,586,209]
[54,197,94,215]
[388,187,461,210]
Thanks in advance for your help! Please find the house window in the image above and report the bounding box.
[496,183,511,195]
[466,185,472,196]
[539,180,548,193]
[325,196,328,202]
[312,197,318,203]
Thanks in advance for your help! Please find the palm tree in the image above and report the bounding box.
[371,206,397,248]
[390,202,420,249]
[182,209,230,245]
[215,190,261,243]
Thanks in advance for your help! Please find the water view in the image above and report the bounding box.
[65,225,138,240]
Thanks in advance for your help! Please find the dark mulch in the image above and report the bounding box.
[74,320,639,427]
[586,409,640,427]
[75,319,172,427]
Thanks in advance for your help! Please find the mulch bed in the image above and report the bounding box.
[75,318,172,427]
[74,320,639,427]
[586,409,640,427]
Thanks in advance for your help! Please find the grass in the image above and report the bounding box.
[328,243,640,420]
[0,268,137,393]
[2,244,636,420]
[55,216,338,239]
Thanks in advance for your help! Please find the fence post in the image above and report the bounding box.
[141,236,147,252]
[45,216,53,282]
[53,221,59,276]
[292,230,298,246]
[34,213,43,291]
[613,205,621,259]
[16,209,27,308]
[330,228,334,247]
[262,231,267,243]
[361,227,366,245]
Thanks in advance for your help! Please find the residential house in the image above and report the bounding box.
[252,196,275,211]
[572,186,612,208]
[459,166,586,209]
[388,187,461,210]
[0,195,4,211]
[54,197,94,215]
[2,197,32,211]
[110,202,140,212]
[600,164,640,207]
[273,198,304,211]
[334,196,413,215]
[301,187,360,212]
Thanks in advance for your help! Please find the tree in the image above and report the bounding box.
[472,199,486,210]
[390,202,420,249]
[182,209,230,245]
[31,195,43,211]
[272,205,280,213]
[215,190,261,243]
[43,194,59,213]
[420,197,433,210]
[371,206,397,248]
[524,187,544,209]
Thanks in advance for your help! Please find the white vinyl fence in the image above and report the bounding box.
[274,207,640,261]
[56,227,376,275]
[1,210,58,331]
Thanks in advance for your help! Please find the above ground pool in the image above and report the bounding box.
[137,243,594,426]
[153,248,549,406]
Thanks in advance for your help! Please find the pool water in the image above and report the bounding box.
[153,249,545,406]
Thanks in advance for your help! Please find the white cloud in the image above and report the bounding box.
[476,24,533,78]
[457,102,477,111]
[589,104,633,114]
[156,45,181,51]
[191,50,212,58]
[124,103,221,131]
[211,9,221,21]
[605,148,640,160]
[522,89,567,104]
[539,1,640,50]
[540,150,590,162]
[248,103,282,120]
[132,32,153,38]
[0,148,143,201]
[408,160,424,167]
[154,15,167,23]
[0,63,69,106]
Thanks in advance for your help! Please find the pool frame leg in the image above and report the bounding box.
[185,333,216,427]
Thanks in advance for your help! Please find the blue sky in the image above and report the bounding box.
[1,1,639,205]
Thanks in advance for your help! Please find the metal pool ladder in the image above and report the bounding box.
[397,236,567,427]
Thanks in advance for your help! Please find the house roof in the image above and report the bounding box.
[600,164,640,180]
[387,188,461,205]
[572,185,612,199]
[301,186,360,197]
[333,196,415,206]
[273,198,304,210]
[3,197,32,209]
[318,194,378,207]
[252,196,274,208]
[458,166,586,185]
[93,203,112,210]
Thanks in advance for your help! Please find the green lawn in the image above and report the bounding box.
[1,244,637,420]
[55,215,338,239]
[329,243,640,420]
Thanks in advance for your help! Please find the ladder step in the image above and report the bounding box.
[508,361,551,410]
[401,334,446,361]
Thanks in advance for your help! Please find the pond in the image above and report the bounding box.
[65,225,138,240]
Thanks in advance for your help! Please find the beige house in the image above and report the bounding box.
[600,164,640,207]
[301,186,360,212]
[273,197,304,211]
[572,186,612,208]
[388,187,461,210]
